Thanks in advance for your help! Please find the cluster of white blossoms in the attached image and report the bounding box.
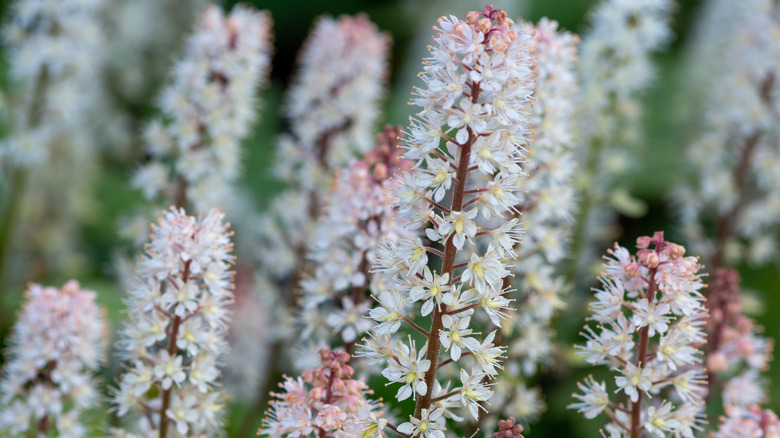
[260,349,382,437]
[675,0,780,268]
[359,6,535,435]
[0,281,107,437]
[251,13,389,396]
[0,0,105,167]
[0,0,107,278]
[112,208,234,437]
[706,269,774,410]
[257,14,390,284]
[132,4,273,213]
[492,17,579,423]
[298,126,415,354]
[571,0,673,278]
[570,232,708,437]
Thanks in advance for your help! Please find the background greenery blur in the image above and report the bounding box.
[0,0,778,436]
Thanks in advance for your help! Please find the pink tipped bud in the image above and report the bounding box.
[636,236,652,249]
[667,243,686,260]
[492,417,524,438]
[625,262,640,278]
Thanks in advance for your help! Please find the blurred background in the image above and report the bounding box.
[0,0,777,436]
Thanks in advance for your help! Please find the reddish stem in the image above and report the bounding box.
[414,81,480,418]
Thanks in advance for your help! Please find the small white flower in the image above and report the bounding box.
[615,361,652,403]
[381,339,431,401]
[439,315,480,361]
[409,267,452,316]
[397,408,445,438]
[568,377,609,419]
[631,299,671,336]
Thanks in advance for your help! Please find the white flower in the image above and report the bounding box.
[615,361,652,403]
[439,315,480,361]
[369,290,407,335]
[381,339,431,401]
[326,298,373,343]
[631,299,671,337]
[409,267,452,316]
[461,251,508,296]
[457,369,492,420]
[569,377,609,419]
[397,408,445,438]
[429,209,478,249]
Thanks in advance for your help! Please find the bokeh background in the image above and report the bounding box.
[0,0,778,436]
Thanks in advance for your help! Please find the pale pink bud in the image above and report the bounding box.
[707,351,729,373]
[636,236,652,249]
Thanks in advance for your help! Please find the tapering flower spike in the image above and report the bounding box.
[492,16,579,423]
[112,208,234,437]
[675,0,780,269]
[298,125,415,357]
[706,269,774,410]
[0,281,107,437]
[570,0,674,281]
[132,4,273,212]
[260,349,382,437]
[0,0,108,278]
[360,6,535,435]
[570,232,708,438]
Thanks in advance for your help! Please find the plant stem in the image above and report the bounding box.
[414,82,479,417]
[630,266,656,438]
[158,260,190,438]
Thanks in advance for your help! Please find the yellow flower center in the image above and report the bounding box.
[419,422,428,432]
[406,372,417,383]
[455,218,464,235]
[479,148,492,159]
[433,172,447,183]
[411,247,425,261]
[630,375,640,386]
[451,332,461,343]
[474,264,484,280]
[430,286,440,297]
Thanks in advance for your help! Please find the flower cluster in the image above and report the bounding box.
[570,232,708,437]
[492,17,579,423]
[571,0,673,280]
[360,6,535,434]
[0,281,107,437]
[260,349,382,437]
[298,126,415,355]
[1,0,105,167]
[251,12,389,399]
[706,269,774,409]
[714,405,780,437]
[132,4,273,213]
[112,208,234,437]
[675,0,780,268]
[257,14,390,283]
[0,0,108,279]
[490,417,525,438]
